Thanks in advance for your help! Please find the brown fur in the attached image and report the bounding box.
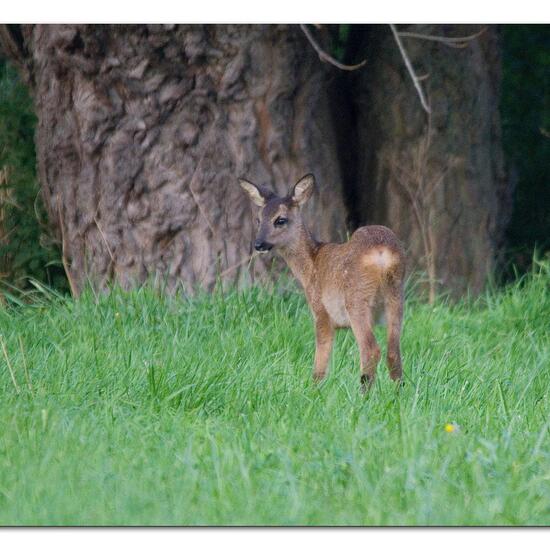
[240,174,406,390]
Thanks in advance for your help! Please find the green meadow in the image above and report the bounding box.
[0,263,549,525]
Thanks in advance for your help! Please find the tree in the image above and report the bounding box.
[345,24,511,296]
[0,24,348,294]
[0,24,511,297]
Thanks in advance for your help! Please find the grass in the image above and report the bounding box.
[0,263,549,526]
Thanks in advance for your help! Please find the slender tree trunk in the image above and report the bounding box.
[349,24,511,296]
[0,24,348,294]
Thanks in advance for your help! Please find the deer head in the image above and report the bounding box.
[239,174,315,253]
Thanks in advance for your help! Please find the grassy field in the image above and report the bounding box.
[0,263,548,526]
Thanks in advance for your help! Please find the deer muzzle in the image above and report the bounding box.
[254,239,273,252]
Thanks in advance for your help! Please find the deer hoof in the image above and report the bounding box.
[360,374,373,393]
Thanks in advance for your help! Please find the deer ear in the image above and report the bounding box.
[239,178,267,207]
[291,174,315,206]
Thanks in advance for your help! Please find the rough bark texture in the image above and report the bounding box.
[0,24,512,297]
[1,24,347,293]
[349,25,510,296]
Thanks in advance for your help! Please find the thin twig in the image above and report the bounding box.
[218,252,255,279]
[390,24,431,114]
[393,170,436,304]
[93,216,115,263]
[56,196,78,297]
[398,26,487,48]
[187,122,218,238]
[300,24,366,72]
[18,335,33,393]
[1,335,20,394]
[189,155,216,237]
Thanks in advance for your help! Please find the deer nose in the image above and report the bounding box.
[254,239,272,252]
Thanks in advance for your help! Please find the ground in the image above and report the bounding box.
[0,263,548,525]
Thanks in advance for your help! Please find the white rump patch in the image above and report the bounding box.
[363,247,397,270]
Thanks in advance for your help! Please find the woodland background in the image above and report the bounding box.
[0,23,549,527]
[0,24,548,300]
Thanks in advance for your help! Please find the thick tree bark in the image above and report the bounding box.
[0,24,512,298]
[1,24,348,293]
[348,25,511,296]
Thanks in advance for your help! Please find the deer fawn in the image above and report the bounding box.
[239,174,406,391]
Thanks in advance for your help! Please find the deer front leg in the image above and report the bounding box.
[312,310,335,382]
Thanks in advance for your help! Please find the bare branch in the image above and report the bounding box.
[56,196,78,297]
[1,335,20,394]
[18,336,33,394]
[188,147,216,237]
[300,24,366,72]
[94,216,115,263]
[390,24,431,114]
[218,252,256,279]
[398,26,488,48]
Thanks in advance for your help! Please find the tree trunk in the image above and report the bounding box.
[0,24,512,298]
[349,25,511,296]
[0,24,348,294]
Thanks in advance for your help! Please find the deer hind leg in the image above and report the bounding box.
[347,300,381,392]
[384,276,404,382]
[313,309,335,381]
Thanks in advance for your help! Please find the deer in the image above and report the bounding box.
[239,173,406,391]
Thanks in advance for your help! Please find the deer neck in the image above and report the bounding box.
[278,224,319,288]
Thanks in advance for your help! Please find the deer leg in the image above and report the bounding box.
[348,305,381,392]
[384,281,404,383]
[313,310,334,381]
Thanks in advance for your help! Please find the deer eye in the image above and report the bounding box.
[274,216,288,227]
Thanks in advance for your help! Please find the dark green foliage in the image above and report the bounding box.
[501,25,550,273]
[0,59,67,293]
[330,24,351,62]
